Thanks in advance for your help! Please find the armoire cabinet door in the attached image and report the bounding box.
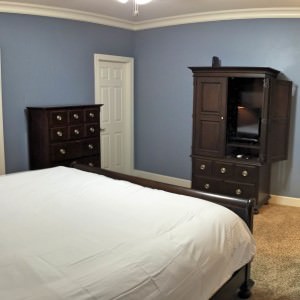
[192,77,227,157]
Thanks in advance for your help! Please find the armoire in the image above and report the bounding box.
[189,67,292,212]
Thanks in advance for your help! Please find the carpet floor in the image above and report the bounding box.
[248,204,300,300]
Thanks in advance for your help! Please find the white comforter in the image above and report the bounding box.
[0,167,255,300]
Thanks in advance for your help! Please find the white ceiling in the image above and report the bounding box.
[1,0,300,29]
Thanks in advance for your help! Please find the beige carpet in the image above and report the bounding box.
[249,204,300,300]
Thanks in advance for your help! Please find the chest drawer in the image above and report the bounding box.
[50,127,68,142]
[49,110,68,126]
[51,141,82,161]
[69,109,84,124]
[85,123,99,137]
[69,125,84,139]
[85,108,100,123]
[82,138,100,156]
[51,138,100,161]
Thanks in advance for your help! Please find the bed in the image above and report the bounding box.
[0,164,255,300]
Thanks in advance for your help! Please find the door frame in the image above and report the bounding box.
[0,49,5,174]
[94,53,134,175]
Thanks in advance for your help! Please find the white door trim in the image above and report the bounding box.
[94,53,134,175]
[0,49,6,174]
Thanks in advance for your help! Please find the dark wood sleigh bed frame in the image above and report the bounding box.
[72,163,255,300]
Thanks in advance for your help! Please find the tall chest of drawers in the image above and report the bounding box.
[27,105,102,170]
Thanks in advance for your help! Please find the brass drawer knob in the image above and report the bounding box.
[56,130,63,137]
[200,164,206,170]
[235,188,242,195]
[89,112,95,118]
[89,127,95,133]
[204,183,210,190]
[59,148,66,155]
[242,170,248,177]
[88,144,94,150]
[220,167,226,174]
[56,114,62,121]
[73,113,79,119]
[74,129,80,135]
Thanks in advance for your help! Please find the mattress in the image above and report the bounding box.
[0,166,256,300]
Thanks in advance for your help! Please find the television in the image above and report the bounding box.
[233,106,261,143]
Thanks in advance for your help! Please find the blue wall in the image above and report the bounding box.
[0,13,133,172]
[134,19,300,197]
[0,14,299,197]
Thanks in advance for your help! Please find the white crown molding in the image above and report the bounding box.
[134,7,300,30]
[0,1,134,30]
[1,2,300,30]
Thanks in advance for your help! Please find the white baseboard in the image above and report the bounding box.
[133,169,191,188]
[269,195,300,208]
[132,169,300,207]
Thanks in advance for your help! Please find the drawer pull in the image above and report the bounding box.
[56,115,62,121]
[59,148,66,155]
[235,188,242,195]
[73,113,79,119]
[89,112,95,118]
[220,167,226,174]
[88,144,94,150]
[242,170,248,177]
[89,127,95,133]
[88,162,94,167]
[56,130,63,137]
[74,129,80,135]
[200,164,206,170]
[204,183,210,190]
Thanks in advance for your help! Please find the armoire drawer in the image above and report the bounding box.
[192,175,222,194]
[234,165,258,183]
[193,158,212,176]
[212,161,234,179]
[221,181,256,198]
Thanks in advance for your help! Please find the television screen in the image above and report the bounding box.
[236,106,260,141]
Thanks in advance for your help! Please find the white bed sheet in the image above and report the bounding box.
[0,166,255,300]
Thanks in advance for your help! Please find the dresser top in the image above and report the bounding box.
[27,104,103,110]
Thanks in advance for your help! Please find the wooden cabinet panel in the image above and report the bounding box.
[192,77,227,157]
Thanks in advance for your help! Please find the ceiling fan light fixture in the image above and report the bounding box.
[136,0,152,4]
[117,0,152,16]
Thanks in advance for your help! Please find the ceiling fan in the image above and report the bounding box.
[117,0,153,16]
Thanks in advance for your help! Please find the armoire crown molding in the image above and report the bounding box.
[1,2,300,30]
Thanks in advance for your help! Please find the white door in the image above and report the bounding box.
[0,50,5,175]
[94,54,134,175]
